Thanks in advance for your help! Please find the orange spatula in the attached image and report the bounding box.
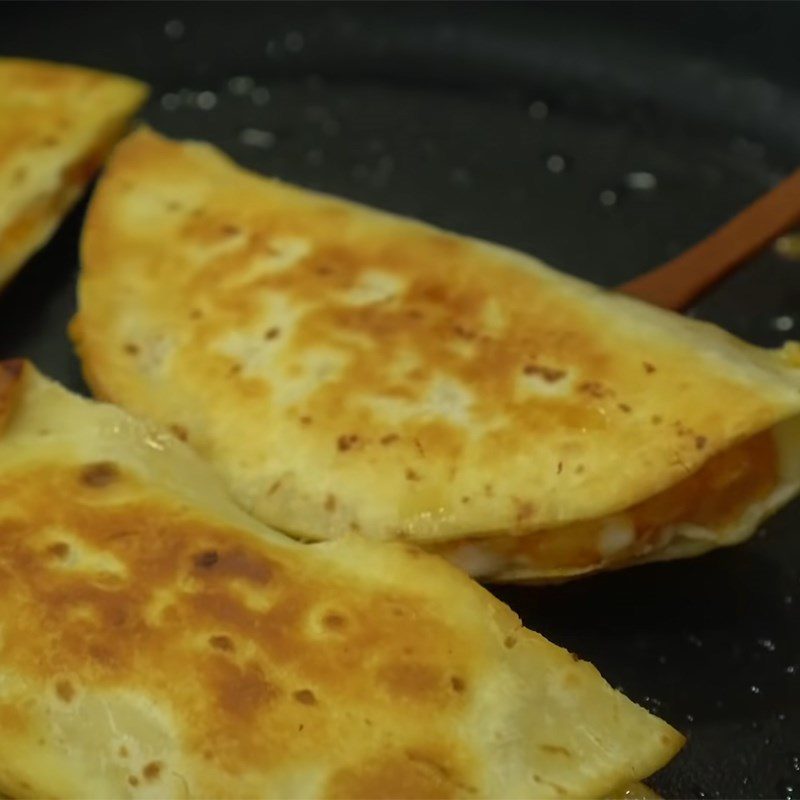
[619,168,800,311]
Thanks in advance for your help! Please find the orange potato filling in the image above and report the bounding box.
[437,429,779,572]
[0,135,117,261]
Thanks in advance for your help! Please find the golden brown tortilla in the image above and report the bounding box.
[73,129,800,582]
[0,360,682,799]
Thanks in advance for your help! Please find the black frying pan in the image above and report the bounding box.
[1,3,799,797]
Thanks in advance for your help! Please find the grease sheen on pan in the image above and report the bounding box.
[0,58,147,288]
[73,129,800,582]
[0,360,681,799]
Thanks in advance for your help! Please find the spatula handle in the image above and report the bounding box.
[618,168,800,311]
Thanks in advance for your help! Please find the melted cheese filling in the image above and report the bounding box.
[437,427,787,579]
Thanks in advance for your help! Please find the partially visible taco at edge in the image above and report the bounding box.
[0,58,147,288]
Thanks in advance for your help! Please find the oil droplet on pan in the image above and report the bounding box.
[450,167,472,188]
[284,31,305,53]
[196,91,217,111]
[775,232,800,260]
[599,189,618,207]
[545,154,567,174]
[322,118,341,136]
[624,171,658,191]
[160,93,181,112]
[251,87,271,106]
[228,76,255,96]
[164,19,185,40]
[240,129,276,149]
[528,100,549,120]
[773,316,796,332]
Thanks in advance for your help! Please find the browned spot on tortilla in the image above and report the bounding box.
[523,364,566,382]
[405,468,420,481]
[47,541,70,559]
[316,610,346,635]
[337,434,360,452]
[143,761,162,781]
[79,461,121,488]
[193,548,274,584]
[377,661,444,701]
[324,494,337,512]
[209,635,235,652]
[264,327,281,340]
[450,676,466,693]
[643,361,656,373]
[452,324,476,340]
[170,424,189,441]
[55,679,75,702]
[293,688,318,705]
[539,743,571,756]
[578,380,609,398]
[211,660,281,720]
[380,433,399,445]
[695,435,707,450]
[193,550,219,568]
[123,342,140,355]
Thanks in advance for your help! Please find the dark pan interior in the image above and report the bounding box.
[1,3,799,797]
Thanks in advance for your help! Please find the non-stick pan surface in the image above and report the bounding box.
[2,3,799,797]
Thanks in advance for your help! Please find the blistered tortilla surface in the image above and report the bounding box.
[0,361,681,799]
[74,130,800,553]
